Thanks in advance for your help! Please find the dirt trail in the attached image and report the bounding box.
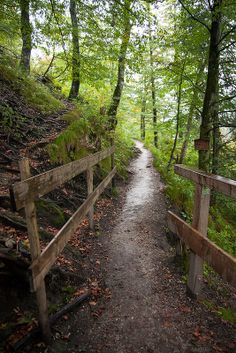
[73,141,235,353]
[87,140,171,352]
[32,141,235,353]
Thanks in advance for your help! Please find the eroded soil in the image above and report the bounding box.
[21,141,236,353]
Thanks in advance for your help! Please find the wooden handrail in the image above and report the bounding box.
[175,164,236,199]
[13,145,115,210]
[31,167,116,290]
[169,164,236,296]
[168,212,236,288]
[11,146,116,339]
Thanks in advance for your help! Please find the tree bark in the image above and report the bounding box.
[148,22,158,147]
[107,2,132,131]
[199,0,222,171]
[179,60,205,164]
[69,0,80,100]
[140,95,146,140]
[167,62,185,170]
[19,0,32,74]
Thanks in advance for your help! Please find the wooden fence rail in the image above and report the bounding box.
[11,146,116,340]
[168,164,236,297]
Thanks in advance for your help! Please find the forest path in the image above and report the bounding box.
[84,140,174,353]
[47,141,235,353]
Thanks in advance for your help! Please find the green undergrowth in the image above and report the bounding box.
[48,99,134,178]
[202,300,236,324]
[146,142,236,258]
[0,56,63,114]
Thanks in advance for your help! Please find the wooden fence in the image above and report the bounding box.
[11,145,116,339]
[168,164,236,297]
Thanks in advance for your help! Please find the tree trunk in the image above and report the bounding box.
[140,95,146,140]
[212,121,220,174]
[199,0,222,171]
[148,23,158,147]
[68,0,80,100]
[167,62,185,170]
[107,2,132,131]
[19,0,32,74]
[179,60,205,164]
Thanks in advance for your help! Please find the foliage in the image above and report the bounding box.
[48,93,135,178]
[0,60,63,114]
[217,307,236,324]
[20,76,63,113]
[208,207,236,257]
[0,0,235,261]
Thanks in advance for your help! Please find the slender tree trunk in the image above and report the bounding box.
[199,0,222,171]
[148,23,158,147]
[19,0,32,74]
[179,60,205,164]
[108,4,132,131]
[140,95,146,140]
[43,53,55,78]
[212,118,220,174]
[167,62,185,170]
[69,0,80,100]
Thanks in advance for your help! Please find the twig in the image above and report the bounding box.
[177,0,210,32]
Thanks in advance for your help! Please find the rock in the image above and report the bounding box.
[5,238,16,249]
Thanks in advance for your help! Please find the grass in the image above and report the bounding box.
[0,62,64,114]
[145,137,236,258]
[48,100,135,178]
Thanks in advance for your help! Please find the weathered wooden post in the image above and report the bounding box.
[19,158,51,341]
[111,139,115,189]
[86,167,94,230]
[187,183,210,297]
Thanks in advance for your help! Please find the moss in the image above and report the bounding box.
[48,303,60,315]
[62,109,81,123]
[62,285,76,304]
[217,307,236,324]
[37,200,66,228]
[0,63,64,114]
[20,77,63,113]
[202,300,236,325]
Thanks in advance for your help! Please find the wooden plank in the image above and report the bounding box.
[168,211,236,288]
[19,159,51,341]
[13,146,115,210]
[111,141,115,189]
[187,184,210,296]
[31,167,116,290]
[86,167,94,230]
[19,159,41,260]
[175,164,236,199]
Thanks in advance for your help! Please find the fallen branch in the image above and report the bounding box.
[50,290,90,324]
[10,291,90,351]
[0,152,15,162]
[0,209,27,230]
[28,140,50,151]
[0,166,20,174]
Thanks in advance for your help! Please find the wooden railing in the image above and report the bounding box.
[168,164,236,297]
[11,145,116,339]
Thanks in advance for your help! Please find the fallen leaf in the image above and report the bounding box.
[179,306,191,313]
[89,301,97,306]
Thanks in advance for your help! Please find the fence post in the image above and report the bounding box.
[87,167,94,230]
[111,140,115,189]
[19,158,51,341]
[187,183,210,297]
